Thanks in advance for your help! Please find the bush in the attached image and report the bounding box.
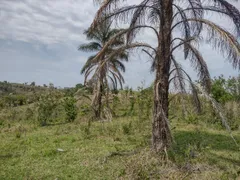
[2,95,27,107]
[224,101,240,130]
[63,97,77,122]
[37,91,62,126]
[79,104,91,117]
[25,108,34,120]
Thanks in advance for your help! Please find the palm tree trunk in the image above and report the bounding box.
[96,83,103,118]
[93,77,103,119]
[152,0,173,152]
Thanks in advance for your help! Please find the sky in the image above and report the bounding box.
[0,0,239,88]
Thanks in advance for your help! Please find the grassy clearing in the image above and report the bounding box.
[0,117,239,180]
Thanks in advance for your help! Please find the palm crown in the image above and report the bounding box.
[79,20,128,90]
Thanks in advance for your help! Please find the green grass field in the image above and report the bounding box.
[1,117,239,180]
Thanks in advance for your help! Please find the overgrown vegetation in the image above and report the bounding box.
[63,97,78,122]
[0,75,239,179]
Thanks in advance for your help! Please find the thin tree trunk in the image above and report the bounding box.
[93,74,104,119]
[96,83,103,118]
[93,58,106,119]
[152,0,173,152]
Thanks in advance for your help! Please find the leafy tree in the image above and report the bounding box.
[212,75,240,103]
[49,83,54,89]
[211,75,233,103]
[79,19,129,119]
[30,82,36,86]
[90,0,240,152]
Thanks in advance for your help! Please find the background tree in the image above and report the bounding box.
[79,19,129,119]
[90,0,240,152]
[30,82,35,86]
[212,74,240,103]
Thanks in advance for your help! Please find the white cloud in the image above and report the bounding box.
[0,0,96,44]
[0,0,239,88]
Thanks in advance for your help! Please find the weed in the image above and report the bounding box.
[122,122,132,135]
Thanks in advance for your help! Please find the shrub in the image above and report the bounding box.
[37,91,62,126]
[79,104,91,117]
[25,108,34,120]
[224,101,240,130]
[63,97,77,122]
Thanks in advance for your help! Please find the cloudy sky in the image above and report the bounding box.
[0,0,239,88]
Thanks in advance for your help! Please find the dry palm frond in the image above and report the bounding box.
[170,57,186,94]
[126,0,151,43]
[91,0,124,30]
[173,18,240,69]
[172,4,191,58]
[176,0,203,35]
[185,42,211,92]
[170,56,202,113]
[186,0,203,35]
[196,84,239,147]
[209,0,240,36]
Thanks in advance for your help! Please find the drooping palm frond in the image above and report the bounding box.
[200,19,240,70]
[185,0,203,35]
[170,56,202,113]
[172,18,240,69]
[81,55,97,74]
[111,59,126,72]
[126,0,151,43]
[209,0,240,36]
[172,4,191,59]
[170,56,187,94]
[91,0,124,30]
[184,41,211,92]
[197,84,239,146]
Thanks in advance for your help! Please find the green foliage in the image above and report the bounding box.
[9,108,18,121]
[25,108,34,121]
[1,95,27,107]
[75,83,84,90]
[136,85,152,121]
[184,113,199,124]
[80,120,92,139]
[37,91,62,126]
[112,95,120,116]
[211,75,240,103]
[63,97,77,122]
[0,113,239,179]
[79,104,91,117]
[122,122,132,135]
[128,95,135,116]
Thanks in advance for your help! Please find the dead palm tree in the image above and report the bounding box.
[90,0,240,152]
[79,20,128,119]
